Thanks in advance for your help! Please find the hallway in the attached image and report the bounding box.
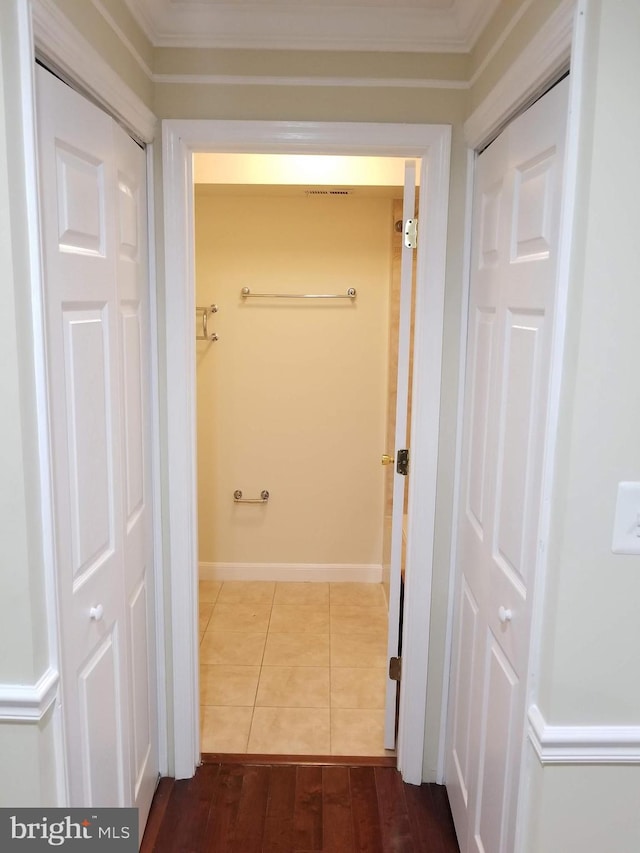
[199,581,392,756]
[141,762,460,852]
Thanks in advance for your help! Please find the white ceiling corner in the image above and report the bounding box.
[123,0,502,53]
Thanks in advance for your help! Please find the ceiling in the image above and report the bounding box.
[123,0,501,53]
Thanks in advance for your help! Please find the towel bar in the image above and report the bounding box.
[233,489,269,504]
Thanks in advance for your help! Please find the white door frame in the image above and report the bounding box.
[440,0,584,829]
[162,119,451,783]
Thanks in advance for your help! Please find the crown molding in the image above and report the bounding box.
[153,72,469,89]
[123,0,502,53]
[0,668,59,722]
[32,0,157,143]
[528,705,640,765]
[464,0,575,149]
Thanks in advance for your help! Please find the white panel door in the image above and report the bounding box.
[447,78,569,853]
[113,121,158,827]
[383,160,417,748]
[36,66,157,824]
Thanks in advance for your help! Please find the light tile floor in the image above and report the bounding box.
[199,580,395,756]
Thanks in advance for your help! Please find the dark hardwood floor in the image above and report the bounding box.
[141,761,460,852]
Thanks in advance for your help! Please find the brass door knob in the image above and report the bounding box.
[381,454,395,466]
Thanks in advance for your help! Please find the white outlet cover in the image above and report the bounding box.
[611,482,640,555]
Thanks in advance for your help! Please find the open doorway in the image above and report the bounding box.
[161,120,450,783]
[192,154,415,756]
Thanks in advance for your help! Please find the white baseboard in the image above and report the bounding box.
[199,562,383,583]
[528,704,640,765]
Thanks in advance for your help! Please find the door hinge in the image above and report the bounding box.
[389,656,402,682]
[404,218,418,249]
[396,448,409,476]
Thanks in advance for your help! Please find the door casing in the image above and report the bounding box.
[162,119,452,783]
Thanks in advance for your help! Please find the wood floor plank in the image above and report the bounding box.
[375,766,415,853]
[151,779,193,853]
[228,764,270,853]
[430,784,460,851]
[350,766,383,853]
[203,764,245,853]
[181,763,221,852]
[140,778,174,853]
[322,766,354,853]
[293,766,324,851]
[263,764,297,853]
[405,782,459,853]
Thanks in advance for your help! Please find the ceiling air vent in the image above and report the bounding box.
[305,188,354,197]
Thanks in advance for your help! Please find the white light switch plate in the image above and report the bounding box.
[611,482,640,554]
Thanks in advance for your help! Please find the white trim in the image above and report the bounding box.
[438,146,475,786]
[464,0,576,149]
[31,0,157,143]
[153,73,469,90]
[16,0,69,803]
[528,705,640,765]
[162,118,451,782]
[199,562,383,583]
[162,123,200,780]
[0,668,59,722]
[146,142,168,778]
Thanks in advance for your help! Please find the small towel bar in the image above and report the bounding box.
[233,489,270,504]
[196,304,219,341]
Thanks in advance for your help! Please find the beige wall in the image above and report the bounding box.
[539,0,640,724]
[195,189,392,568]
[0,0,59,806]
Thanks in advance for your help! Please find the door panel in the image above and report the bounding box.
[113,115,158,824]
[466,307,495,535]
[37,66,157,825]
[450,581,480,805]
[78,631,126,806]
[122,308,145,522]
[63,308,114,577]
[447,78,569,853]
[55,144,106,255]
[472,636,519,853]
[129,578,152,797]
[383,160,417,749]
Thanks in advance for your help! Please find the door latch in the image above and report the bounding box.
[389,656,402,682]
[396,449,409,476]
[404,218,418,249]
